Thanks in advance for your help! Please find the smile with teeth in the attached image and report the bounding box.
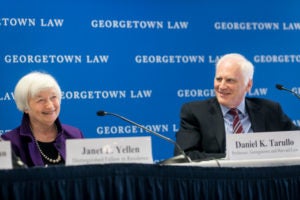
[42,110,55,115]
[218,90,229,96]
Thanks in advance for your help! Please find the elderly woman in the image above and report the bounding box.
[1,71,84,167]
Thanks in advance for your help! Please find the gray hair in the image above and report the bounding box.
[216,53,254,85]
[14,71,62,112]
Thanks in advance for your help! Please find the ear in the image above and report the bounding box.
[246,79,253,92]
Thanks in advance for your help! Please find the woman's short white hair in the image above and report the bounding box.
[14,71,62,112]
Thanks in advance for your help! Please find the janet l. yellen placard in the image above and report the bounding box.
[0,140,13,169]
[226,131,300,160]
[65,136,153,165]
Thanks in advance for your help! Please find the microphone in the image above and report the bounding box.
[12,151,27,168]
[275,84,300,99]
[96,110,192,164]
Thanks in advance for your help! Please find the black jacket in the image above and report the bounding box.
[175,97,299,160]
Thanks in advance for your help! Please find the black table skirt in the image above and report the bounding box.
[1,163,300,200]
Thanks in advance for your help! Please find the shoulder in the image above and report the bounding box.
[183,97,217,107]
[61,124,84,138]
[1,127,21,141]
[246,97,280,107]
[180,98,218,116]
[246,97,283,113]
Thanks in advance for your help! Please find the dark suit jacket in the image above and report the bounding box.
[175,97,299,160]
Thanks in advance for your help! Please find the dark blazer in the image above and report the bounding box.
[175,97,299,160]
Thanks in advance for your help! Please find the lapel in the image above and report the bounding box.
[245,98,266,132]
[208,98,226,152]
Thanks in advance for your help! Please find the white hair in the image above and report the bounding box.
[14,71,62,112]
[216,53,254,85]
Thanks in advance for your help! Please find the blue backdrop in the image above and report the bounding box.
[1,0,300,162]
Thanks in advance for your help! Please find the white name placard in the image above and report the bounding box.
[226,131,300,160]
[0,141,13,169]
[66,136,153,166]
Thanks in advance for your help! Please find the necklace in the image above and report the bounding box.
[30,124,62,164]
[34,139,62,164]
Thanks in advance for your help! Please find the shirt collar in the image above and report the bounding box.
[220,100,246,116]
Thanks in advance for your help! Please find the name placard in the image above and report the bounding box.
[226,131,300,160]
[0,141,13,169]
[66,136,153,166]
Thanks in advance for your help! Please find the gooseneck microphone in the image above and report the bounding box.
[275,84,300,99]
[96,110,192,163]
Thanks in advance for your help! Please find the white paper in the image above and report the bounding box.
[66,136,153,165]
[0,141,13,169]
[226,130,300,160]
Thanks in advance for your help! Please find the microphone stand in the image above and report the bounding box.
[97,111,192,164]
[276,84,300,99]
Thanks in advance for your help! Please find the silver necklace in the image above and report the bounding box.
[30,125,62,164]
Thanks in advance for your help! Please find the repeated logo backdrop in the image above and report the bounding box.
[1,1,300,162]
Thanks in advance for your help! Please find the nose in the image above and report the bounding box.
[218,80,227,90]
[45,98,54,109]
